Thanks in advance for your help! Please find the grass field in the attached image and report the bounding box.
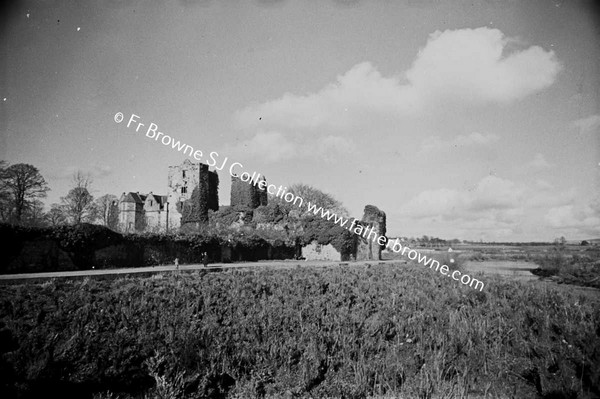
[0,262,599,399]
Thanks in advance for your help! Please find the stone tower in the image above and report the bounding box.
[167,159,219,228]
[230,173,267,209]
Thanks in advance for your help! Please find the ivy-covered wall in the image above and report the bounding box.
[356,205,387,261]
[0,223,296,274]
[230,175,263,209]
[258,177,268,206]
[208,170,219,211]
[181,164,210,227]
[300,215,356,261]
[0,223,123,273]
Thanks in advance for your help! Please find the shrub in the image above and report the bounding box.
[532,250,600,288]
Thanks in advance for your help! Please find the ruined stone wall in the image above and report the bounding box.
[208,171,219,211]
[167,159,199,213]
[230,175,260,209]
[302,240,342,261]
[355,205,387,261]
[258,177,268,206]
[168,160,218,229]
[181,164,209,227]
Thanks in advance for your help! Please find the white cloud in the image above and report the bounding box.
[455,132,500,146]
[572,114,600,135]
[469,175,521,211]
[225,131,297,163]
[406,27,560,105]
[235,27,560,131]
[525,153,552,171]
[401,175,522,219]
[235,62,408,130]
[544,200,600,236]
[419,132,499,155]
[398,175,528,238]
[225,131,355,164]
[318,135,356,160]
[535,179,553,190]
[526,183,576,208]
[398,175,599,240]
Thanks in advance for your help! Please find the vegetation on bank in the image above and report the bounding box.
[532,246,600,289]
[0,264,598,399]
[0,223,295,274]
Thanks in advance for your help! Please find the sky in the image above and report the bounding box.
[1,0,599,241]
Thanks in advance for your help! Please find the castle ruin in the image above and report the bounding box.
[355,205,387,261]
[117,159,220,233]
[230,173,268,209]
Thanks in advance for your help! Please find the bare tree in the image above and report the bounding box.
[46,203,68,226]
[20,199,47,227]
[0,161,12,222]
[0,162,50,224]
[60,171,98,224]
[95,194,119,230]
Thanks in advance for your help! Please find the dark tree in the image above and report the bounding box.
[46,203,68,226]
[20,199,47,227]
[60,172,97,224]
[0,162,50,224]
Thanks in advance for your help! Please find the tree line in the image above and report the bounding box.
[0,161,353,233]
[3,160,510,245]
[0,161,118,229]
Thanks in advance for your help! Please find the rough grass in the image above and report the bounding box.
[0,264,599,399]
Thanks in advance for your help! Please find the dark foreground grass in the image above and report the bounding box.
[0,264,599,399]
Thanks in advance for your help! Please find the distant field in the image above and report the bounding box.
[0,263,598,398]
[383,243,600,289]
[385,243,599,260]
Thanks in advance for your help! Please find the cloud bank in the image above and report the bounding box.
[235,27,561,132]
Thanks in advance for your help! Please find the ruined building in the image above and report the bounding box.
[230,174,268,208]
[118,159,219,233]
[301,204,387,262]
[355,205,387,261]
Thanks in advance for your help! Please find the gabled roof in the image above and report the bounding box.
[122,192,147,204]
[145,193,168,207]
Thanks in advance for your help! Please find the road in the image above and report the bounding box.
[3,260,596,298]
[0,259,397,282]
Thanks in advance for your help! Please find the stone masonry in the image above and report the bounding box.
[230,174,268,209]
[355,205,387,261]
